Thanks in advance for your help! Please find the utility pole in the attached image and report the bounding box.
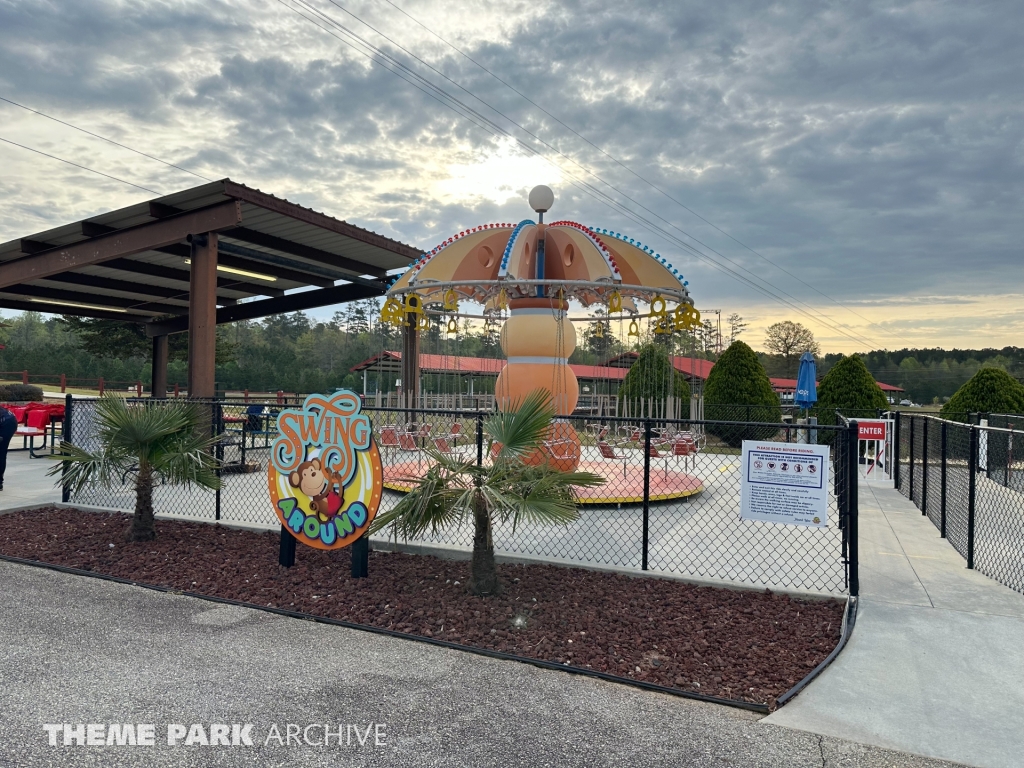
[697,309,723,355]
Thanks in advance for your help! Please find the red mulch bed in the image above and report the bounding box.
[0,508,844,708]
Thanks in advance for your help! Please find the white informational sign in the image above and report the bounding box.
[740,441,831,528]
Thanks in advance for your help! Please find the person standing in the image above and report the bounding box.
[0,406,18,491]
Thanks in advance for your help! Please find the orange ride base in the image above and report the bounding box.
[382,458,704,504]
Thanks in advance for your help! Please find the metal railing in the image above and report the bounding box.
[61,399,860,596]
[896,412,1024,593]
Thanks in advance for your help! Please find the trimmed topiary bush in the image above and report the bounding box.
[940,368,1024,422]
[703,341,780,447]
[0,383,44,402]
[814,355,889,443]
[618,343,690,417]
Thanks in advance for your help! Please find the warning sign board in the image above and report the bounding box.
[740,442,830,528]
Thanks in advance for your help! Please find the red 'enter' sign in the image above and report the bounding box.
[858,421,887,440]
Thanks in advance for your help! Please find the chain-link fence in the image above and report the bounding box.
[896,412,1024,594]
[61,397,859,595]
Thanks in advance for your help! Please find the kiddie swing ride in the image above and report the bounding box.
[374,186,705,504]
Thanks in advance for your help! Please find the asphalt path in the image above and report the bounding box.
[0,561,959,768]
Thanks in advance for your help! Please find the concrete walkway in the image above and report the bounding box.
[0,562,957,767]
[766,474,1024,768]
[0,447,62,509]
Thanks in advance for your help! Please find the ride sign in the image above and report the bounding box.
[857,421,887,441]
[739,442,830,528]
[267,391,383,550]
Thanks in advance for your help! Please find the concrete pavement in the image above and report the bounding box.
[766,475,1024,768]
[0,561,958,768]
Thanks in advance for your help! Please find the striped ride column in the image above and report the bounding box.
[495,297,581,471]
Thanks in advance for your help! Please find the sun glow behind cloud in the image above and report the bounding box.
[434,139,562,206]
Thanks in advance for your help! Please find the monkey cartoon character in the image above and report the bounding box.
[288,458,344,522]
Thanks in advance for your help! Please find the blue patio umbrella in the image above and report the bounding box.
[794,351,818,412]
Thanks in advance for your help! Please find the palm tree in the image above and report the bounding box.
[48,396,221,542]
[370,391,604,595]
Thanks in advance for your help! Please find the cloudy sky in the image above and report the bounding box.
[1,0,1021,353]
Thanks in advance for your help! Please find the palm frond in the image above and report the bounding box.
[47,396,220,493]
[46,440,134,495]
[484,390,554,460]
[369,461,473,538]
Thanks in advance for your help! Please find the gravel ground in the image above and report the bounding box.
[0,507,845,708]
[0,559,962,768]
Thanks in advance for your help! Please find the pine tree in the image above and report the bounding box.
[814,354,890,441]
[941,368,1024,421]
[703,340,780,447]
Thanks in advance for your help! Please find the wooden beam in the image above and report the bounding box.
[148,201,181,219]
[215,251,333,288]
[147,282,384,336]
[102,257,284,298]
[0,200,241,290]
[221,226,388,279]
[0,297,150,321]
[43,272,190,301]
[187,233,218,399]
[19,239,50,254]
[2,284,188,315]
[402,316,420,409]
[81,221,115,237]
[152,335,169,399]
[221,181,420,261]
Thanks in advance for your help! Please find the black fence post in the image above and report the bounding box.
[351,533,369,578]
[921,418,929,516]
[279,525,296,568]
[940,422,948,538]
[215,402,223,522]
[967,427,978,570]
[476,412,484,468]
[909,416,916,503]
[846,422,860,597]
[642,419,651,572]
[60,393,73,503]
[893,411,901,490]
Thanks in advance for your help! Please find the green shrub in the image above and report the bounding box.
[0,383,45,402]
[814,355,889,443]
[703,341,780,447]
[617,343,690,417]
[940,368,1024,421]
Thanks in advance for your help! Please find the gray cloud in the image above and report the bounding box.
[0,0,1021,350]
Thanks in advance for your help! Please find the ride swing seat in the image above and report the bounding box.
[541,437,579,463]
[598,440,629,478]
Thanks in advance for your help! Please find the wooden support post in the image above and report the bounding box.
[98,377,105,395]
[151,335,168,399]
[60,373,66,393]
[402,314,420,410]
[187,233,218,399]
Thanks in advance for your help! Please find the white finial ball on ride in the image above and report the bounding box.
[528,185,554,213]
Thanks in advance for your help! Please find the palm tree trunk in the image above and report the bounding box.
[469,492,500,595]
[130,466,157,542]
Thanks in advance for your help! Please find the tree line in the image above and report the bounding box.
[0,308,1019,402]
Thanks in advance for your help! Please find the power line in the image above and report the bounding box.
[292,0,883,349]
[0,136,161,194]
[281,0,884,350]
[0,96,215,182]
[369,0,915,347]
